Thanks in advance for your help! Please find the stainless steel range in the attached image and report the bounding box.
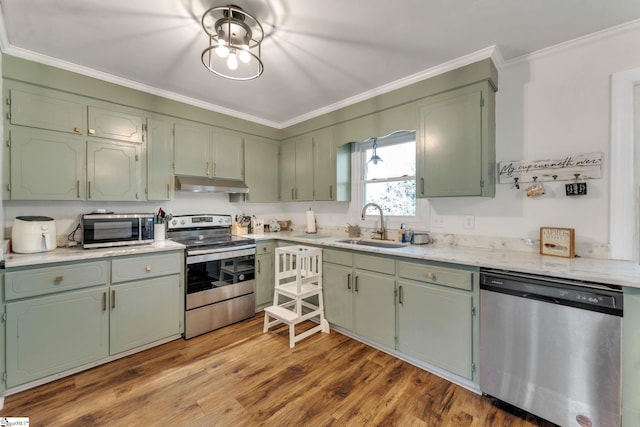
[167,214,256,339]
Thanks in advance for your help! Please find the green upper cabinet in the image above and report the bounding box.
[212,129,244,180]
[87,139,143,201]
[174,121,244,180]
[8,87,84,135]
[313,128,351,202]
[279,136,313,201]
[174,121,210,177]
[146,117,174,201]
[416,81,496,198]
[236,136,279,202]
[8,127,85,200]
[87,106,144,143]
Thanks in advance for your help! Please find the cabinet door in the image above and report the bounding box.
[323,263,354,330]
[5,288,109,387]
[146,117,174,201]
[87,140,142,201]
[87,106,143,143]
[279,140,296,201]
[110,275,181,354]
[212,130,244,180]
[242,137,279,202]
[255,252,275,306]
[313,129,336,201]
[353,270,395,348]
[295,136,314,201]
[174,122,211,177]
[398,280,473,379]
[417,87,482,197]
[9,127,85,200]
[9,88,84,134]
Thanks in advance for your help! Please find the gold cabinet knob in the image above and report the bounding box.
[427,271,435,280]
[55,275,64,282]
[145,265,152,272]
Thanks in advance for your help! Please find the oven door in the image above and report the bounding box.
[185,246,256,310]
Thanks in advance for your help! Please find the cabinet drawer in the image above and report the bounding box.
[323,248,353,267]
[398,261,473,291]
[112,252,182,284]
[354,253,395,275]
[5,261,108,300]
[257,241,275,254]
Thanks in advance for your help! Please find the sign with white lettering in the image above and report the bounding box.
[498,152,602,184]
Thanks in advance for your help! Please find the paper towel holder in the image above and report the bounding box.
[306,208,317,234]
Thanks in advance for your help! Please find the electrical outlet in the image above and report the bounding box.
[463,215,475,230]
[432,214,445,228]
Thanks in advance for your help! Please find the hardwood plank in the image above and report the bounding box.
[0,315,557,426]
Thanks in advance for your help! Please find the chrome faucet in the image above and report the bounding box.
[361,202,386,240]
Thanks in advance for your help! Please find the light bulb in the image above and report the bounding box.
[227,52,238,70]
[216,39,229,58]
[239,45,251,64]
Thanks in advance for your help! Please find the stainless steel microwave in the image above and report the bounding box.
[82,213,154,249]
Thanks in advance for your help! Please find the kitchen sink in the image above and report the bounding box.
[334,239,406,249]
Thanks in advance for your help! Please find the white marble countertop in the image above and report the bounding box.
[249,231,640,289]
[3,240,185,268]
[5,231,640,289]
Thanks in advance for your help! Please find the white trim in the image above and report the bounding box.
[610,68,640,261]
[281,46,500,128]
[503,19,640,68]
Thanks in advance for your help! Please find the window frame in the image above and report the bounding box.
[354,131,423,229]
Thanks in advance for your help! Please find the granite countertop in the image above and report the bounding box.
[249,231,640,289]
[3,240,185,268]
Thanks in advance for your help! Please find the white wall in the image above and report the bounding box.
[5,22,640,255]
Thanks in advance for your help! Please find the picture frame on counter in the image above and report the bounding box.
[540,227,575,258]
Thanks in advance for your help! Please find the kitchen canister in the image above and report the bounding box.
[306,208,317,234]
[154,223,166,241]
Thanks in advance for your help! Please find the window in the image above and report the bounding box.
[359,131,416,217]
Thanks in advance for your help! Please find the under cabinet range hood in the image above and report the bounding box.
[174,175,249,193]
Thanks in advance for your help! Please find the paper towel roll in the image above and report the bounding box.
[306,209,317,233]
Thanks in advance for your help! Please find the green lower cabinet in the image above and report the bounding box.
[353,270,395,348]
[110,275,181,354]
[323,262,354,330]
[255,252,275,306]
[5,287,109,387]
[397,280,473,379]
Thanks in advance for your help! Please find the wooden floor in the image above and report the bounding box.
[0,315,556,426]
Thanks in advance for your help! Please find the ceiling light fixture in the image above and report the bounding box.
[201,5,264,81]
[368,138,383,165]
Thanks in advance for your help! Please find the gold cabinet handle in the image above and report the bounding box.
[427,271,435,281]
[213,162,217,176]
[145,265,152,272]
[54,275,63,283]
[257,259,261,273]
[206,161,210,176]
[330,185,333,199]
[399,285,404,305]
[88,181,92,199]
[355,276,359,293]
[76,180,80,199]
[88,128,96,135]
[103,292,107,311]
[347,273,351,290]
[74,127,81,133]
[111,290,116,309]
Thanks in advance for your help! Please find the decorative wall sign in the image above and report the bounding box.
[499,152,602,184]
[540,227,575,258]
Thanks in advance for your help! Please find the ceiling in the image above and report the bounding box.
[1,0,639,128]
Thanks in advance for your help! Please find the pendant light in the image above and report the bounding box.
[368,138,383,165]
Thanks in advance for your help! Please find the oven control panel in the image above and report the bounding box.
[167,214,232,230]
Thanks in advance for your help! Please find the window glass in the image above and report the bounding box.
[361,131,416,217]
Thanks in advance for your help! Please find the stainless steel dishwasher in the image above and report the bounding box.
[480,268,623,427]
